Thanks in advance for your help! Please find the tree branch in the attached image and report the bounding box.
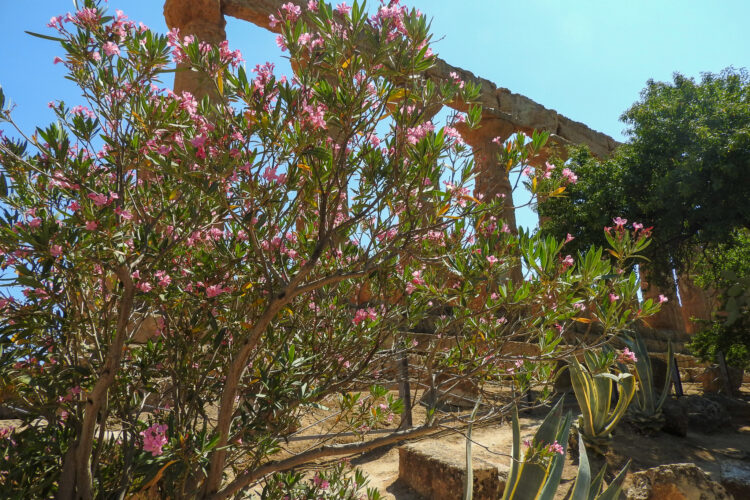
[211,424,440,500]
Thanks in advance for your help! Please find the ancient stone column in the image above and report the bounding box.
[164,0,227,100]
[677,272,717,334]
[456,115,518,230]
[455,115,524,285]
[640,267,685,332]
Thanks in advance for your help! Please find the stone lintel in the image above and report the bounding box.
[219,0,619,158]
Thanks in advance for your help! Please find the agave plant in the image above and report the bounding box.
[463,398,630,499]
[567,430,631,500]
[568,351,636,455]
[621,331,673,432]
[500,398,573,500]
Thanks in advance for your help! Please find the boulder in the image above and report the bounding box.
[677,395,730,433]
[399,442,506,500]
[626,463,732,500]
[661,398,688,437]
[721,460,750,500]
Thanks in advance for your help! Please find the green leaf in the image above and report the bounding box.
[25,31,65,42]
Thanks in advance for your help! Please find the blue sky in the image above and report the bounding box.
[1,0,748,229]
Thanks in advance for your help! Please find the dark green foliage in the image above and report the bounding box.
[540,68,750,286]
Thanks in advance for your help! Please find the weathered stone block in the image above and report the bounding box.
[399,442,506,500]
[699,365,743,394]
[626,463,732,500]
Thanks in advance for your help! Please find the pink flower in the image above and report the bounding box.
[633,222,643,232]
[88,193,110,207]
[85,220,98,231]
[114,207,133,220]
[658,294,668,303]
[275,35,287,52]
[206,284,230,298]
[313,473,330,490]
[547,440,564,455]
[28,217,42,228]
[486,255,499,266]
[560,254,574,270]
[336,3,352,15]
[190,134,206,148]
[281,2,302,21]
[53,56,64,65]
[50,245,63,257]
[617,348,638,364]
[136,281,153,293]
[609,293,620,302]
[353,307,377,325]
[561,168,578,184]
[612,217,627,229]
[140,423,168,456]
[307,0,319,11]
[565,233,575,244]
[102,41,120,57]
[155,270,171,288]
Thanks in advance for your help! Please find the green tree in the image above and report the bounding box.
[540,68,750,284]
[0,2,658,499]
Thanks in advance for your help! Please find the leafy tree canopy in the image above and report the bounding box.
[540,67,750,284]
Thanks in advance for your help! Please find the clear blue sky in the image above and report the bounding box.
[1,0,748,228]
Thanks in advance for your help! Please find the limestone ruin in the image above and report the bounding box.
[162,0,712,345]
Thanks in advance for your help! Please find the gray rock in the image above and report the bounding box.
[677,395,731,433]
[721,460,750,500]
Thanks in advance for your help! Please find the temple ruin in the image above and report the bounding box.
[162,0,712,343]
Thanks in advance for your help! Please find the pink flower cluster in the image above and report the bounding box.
[561,167,578,184]
[617,348,638,364]
[140,423,168,456]
[546,440,565,455]
[353,307,377,325]
[560,254,574,270]
[405,270,425,294]
[405,121,434,145]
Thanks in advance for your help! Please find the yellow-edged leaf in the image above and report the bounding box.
[297,163,311,172]
[217,73,224,94]
[572,317,592,323]
[342,57,352,69]
[461,195,482,205]
[607,249,620,259]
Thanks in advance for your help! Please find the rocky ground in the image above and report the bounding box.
[347,383,750,499]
